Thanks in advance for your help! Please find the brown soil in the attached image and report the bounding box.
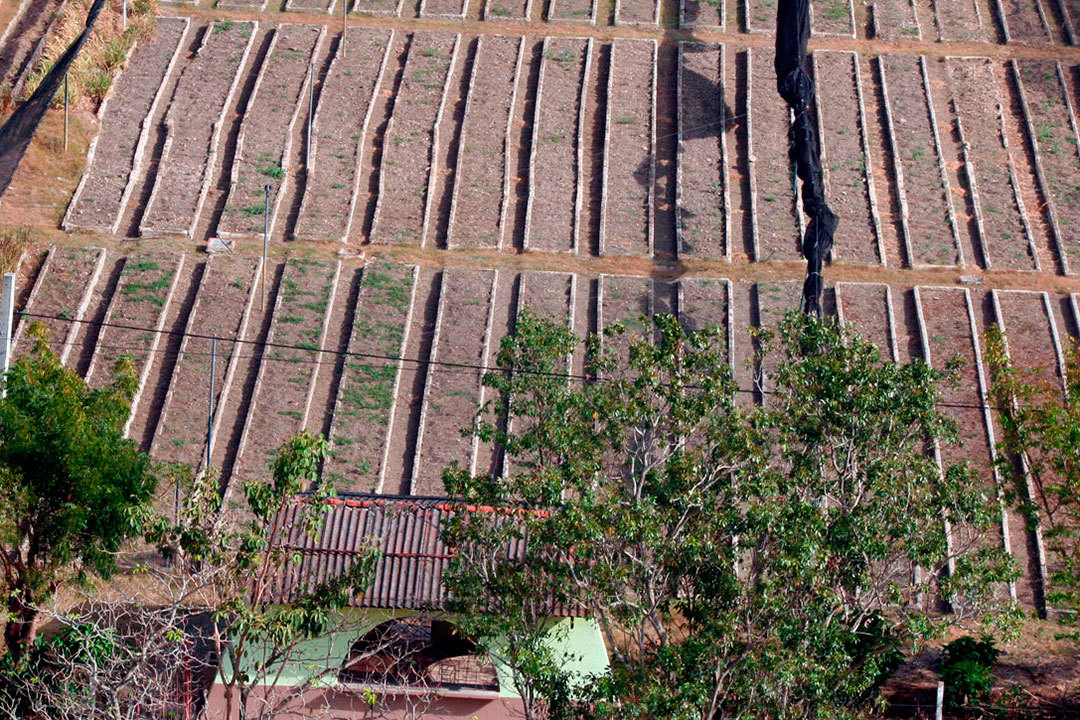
[870,0,921,41]
[811,0,854,36]
[935,0,988,42]
[548,0,596,23]
[421,0,469,19]
[836,281,898,359]
[15,245,102,360]
[677,276,730,351]
[680,0,724,29]
[615,0,658,25]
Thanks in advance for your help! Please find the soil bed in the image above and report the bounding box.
[324,263,418,493]
[813,50,882,266]
[680,0,724,28]
[85,251,184,398]
[947,58,1038,272]
[748,47,800,263]
[834,282,897,361]
[484,0,531,19]
[286,0,336,11]
[879,54,960,268]
[548,0,596,22]
[677,42,729,260]
[351,0,404,15]
[934,0,986,42]
[14,246,104,364]
[997,0,1052,43]
[65,17,189,234]
[217,0,267,10]
[753,281,801,395]
[150,254,259,468]
[525,37,591,253]
[140,20,258,239]
[518,270,575,324]
[870,0,920,40]
[235,258,338,481]
[811,0,855,36]
[295,28,392,243]
[0,0,64,94]
[217,24,324,239]
[369,32,459,246]
[420,0,469,18]
[411,268,497,496]
[678,277,732,363]
[1012,59,1080,274]
[745,0,777,32]
[615,0,659,25]
[447,35,523,250]
[599,274,653,368]
[601,39,655,257]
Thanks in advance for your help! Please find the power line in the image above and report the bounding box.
[13,309,1048,414]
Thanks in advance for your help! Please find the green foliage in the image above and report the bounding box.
[985,326,1080,632]
[0,324,156,658]
[444,311,1013,720]
[940,635,999,707]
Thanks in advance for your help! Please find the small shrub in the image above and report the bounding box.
[940,635,999,708]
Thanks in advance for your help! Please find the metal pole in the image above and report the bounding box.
[262,184,271,312]
[122,0,127,30]
[63,73,69,151]
[206,335,216,469]
[935,681,944,720]
[0,273,15,399]
[306,61,314,172]
[342,0,347,57]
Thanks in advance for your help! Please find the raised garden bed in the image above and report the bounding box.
[680,0,724,29]
[1056,0,1080,41]
[411,268,498,496]
[811,0,856,36]
[140,19,258,239]
[295,28,393,243]
[524,37,592,253]
[369,32,460,246]
[351,0,406,15]
[485,0,532,20]
[748,47,800,263]
[150,254,260,469]
[933,0,987,41]
[1012,59,1080,274]
[995,0,1052,43]
[217,0,267,10]
[286,0,339,12]
[615,0,660,25]
[548,0,597,22]
[324,263,418,493]
[518,270,576,326]
[7,0,66,100]
[217,24,325,239]
[0,0,62,94]
[878,54,961,268]
[744,0,777,33]
[234,258,340,482]
[420,0,469,18]
[947,57,1038,272]
[870,0,921,40]
[599,274,653,368]
[812,51,883,266]
[834,282,899,361]
[64,17,189,235]
[601,39,656,257]
[447,35,524,250]
[678,277,733,364]
[753,281,801,397]
[13,246,105,367]
[914,286,1022,603]
[677,43,729,260]
[85,252,185,432]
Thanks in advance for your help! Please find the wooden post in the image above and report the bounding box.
[0,273,14,399]
[63,73,69,151]
[262,184,271,312]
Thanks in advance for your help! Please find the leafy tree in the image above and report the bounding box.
[0,324,157,659]
[443,310,1014,720]
[985,326,1080,631]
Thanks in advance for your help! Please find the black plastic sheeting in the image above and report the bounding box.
[0,0,107,198]
[775,0,837,315]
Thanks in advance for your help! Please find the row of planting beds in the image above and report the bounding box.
[870,0,921,40]
[324,263,419,494]
[598,274,653,369]
[149,254,261,469]
[834,282,900,362]
[946,57,1039,272]
[233,258,340,483]
[879,54,962,268]
[748,48,800,262]
[547,0,597,23]
[447,35,524,249]
[991,289,1067,611]
[84,252,186,437]
[680,0,724,29]
[600,39,656,257]
[0,0,62,94]
[995,0,1053,43]
[64,17,190,235]
[678,277,733,365]
[217,24,326,239]
[913,286,1024,603]
[1012,59,1080,274]
[140,19,259,239]
[524,37,592,253]
[411,268,498,496]
[352,0,406,15]
[369,32,460,246]
[295,28,393,243]
[1058,0,1080,42]
[8,0,66,100]
[614,0,660,25]
[812,50,883,266]
[811,0,856,37]
[13,246,105,367]
[677,43,730,260]
[933,0,987,41]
